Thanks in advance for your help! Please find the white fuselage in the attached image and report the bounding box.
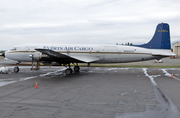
[5,44,174,63]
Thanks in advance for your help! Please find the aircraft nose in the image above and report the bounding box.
[2,52,5,57]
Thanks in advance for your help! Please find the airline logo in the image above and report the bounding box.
[43,46,93,51]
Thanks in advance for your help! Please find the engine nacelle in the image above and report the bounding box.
[33,52,42,61]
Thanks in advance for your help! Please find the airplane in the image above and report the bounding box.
[0,23,176,75]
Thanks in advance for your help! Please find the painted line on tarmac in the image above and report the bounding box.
[0,69,65,87]
[162,69,180,81]
[115,68,180,118]
[143,68,159,86]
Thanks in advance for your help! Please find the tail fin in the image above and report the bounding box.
[136,23,171,49]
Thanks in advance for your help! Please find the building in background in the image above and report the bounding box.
[173,42,180,58]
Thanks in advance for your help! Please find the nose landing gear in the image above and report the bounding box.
[14,63,20,73]
[14,66,19,73]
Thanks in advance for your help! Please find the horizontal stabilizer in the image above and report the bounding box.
[151,49,176,56]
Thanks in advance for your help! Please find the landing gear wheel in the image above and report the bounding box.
[74,66,80,72]
[14,66,19,73]
[65,68,72,75]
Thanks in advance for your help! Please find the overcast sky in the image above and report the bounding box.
[0,0,180,50]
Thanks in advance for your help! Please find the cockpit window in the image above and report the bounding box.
[11,47,17,51]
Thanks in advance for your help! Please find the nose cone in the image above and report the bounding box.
[2,52,5,57]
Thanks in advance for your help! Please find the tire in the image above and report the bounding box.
[74,66,80,72]
[65,68,72,75]
[14,67,19,73]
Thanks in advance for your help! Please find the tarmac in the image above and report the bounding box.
[0,58,180,118]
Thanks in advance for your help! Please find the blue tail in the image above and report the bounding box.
[136,23,171,49]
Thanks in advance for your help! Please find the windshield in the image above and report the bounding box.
[10,47,17,51]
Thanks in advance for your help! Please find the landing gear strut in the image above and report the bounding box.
[31,60,34,70]
[29,53,40,70]
[31,61,40,70]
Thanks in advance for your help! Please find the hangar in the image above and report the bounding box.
[173,42,180,57]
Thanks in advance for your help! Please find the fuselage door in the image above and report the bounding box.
[98,46,119,62]
[104,46,119,62]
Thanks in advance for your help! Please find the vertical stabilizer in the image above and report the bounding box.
[137,23,171,49]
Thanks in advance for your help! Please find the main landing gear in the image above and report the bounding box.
[65,64,80,75]
[65,68,73,75]
[74,66,80,72]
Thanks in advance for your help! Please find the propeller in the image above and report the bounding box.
[0,52,5,57]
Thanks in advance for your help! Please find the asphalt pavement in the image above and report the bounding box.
[0,65,180,118]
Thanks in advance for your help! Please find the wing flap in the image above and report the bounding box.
[66,55,99,63]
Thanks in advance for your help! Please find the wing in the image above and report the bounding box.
[35,48,99,63]
[35,48,69,58]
